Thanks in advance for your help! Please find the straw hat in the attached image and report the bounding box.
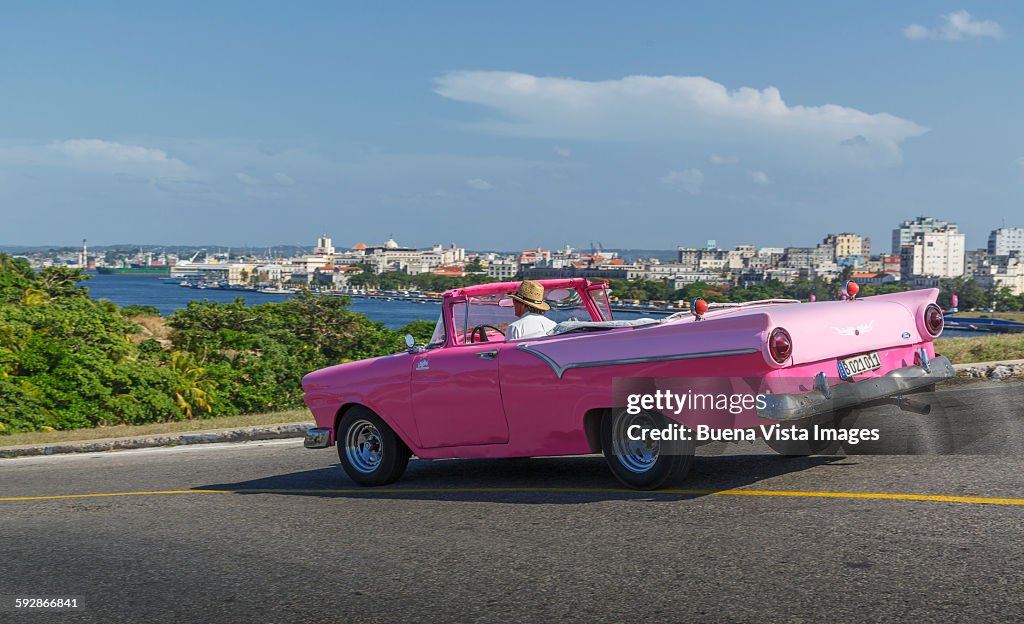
[510,280,550,311]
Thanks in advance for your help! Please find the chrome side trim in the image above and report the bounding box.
[514,344,760,379]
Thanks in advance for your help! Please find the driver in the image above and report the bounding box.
[505,280,556,340]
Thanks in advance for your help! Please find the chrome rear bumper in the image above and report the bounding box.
[303,427,332,449]
[757,355,955,422]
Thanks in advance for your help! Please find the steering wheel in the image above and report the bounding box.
[469,324,506,343]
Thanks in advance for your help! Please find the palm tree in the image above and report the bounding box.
[20,288,50,306]
[168,351,216,418]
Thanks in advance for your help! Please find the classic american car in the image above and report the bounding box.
[302,278,954,489]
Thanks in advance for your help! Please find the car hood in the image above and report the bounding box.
[302,351,410,393]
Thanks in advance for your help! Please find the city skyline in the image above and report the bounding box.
[3,215,1019,258]
[2,3,1023,249]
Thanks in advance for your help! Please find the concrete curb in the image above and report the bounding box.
[0,422,315,459]
[952,359,1024,380]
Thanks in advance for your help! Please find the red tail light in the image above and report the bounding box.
[923,304,943,337]
[768,328,792,364]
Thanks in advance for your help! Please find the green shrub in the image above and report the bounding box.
[121,304,162,317]
[0,255,406,434]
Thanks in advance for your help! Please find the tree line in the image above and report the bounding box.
[0,255,429,434]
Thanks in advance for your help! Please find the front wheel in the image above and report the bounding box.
[601,409,695,490]
[336,407,411,486]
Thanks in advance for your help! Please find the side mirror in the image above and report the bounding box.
[404,334,416,351]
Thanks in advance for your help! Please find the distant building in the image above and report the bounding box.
[824,232,870,267]
[987,227,1024,256]
[781,245,835,272]
[892,217,958,255]
[676,246,730,270]
[976,257,1024,295]
[313,234,335,257]
[431,265,467,278]
[964,249,990,277]
[899,228,965,278]
[739,268,800,286]
[313,265,360,288]
[518,249,551,269]
[670,271,730,289]
[170,262,258,286]
[881,254,901,279]
[522,266,630,280]
[485,259,518,280]
[351,239,466,275]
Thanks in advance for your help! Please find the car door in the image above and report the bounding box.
[410,342,511,448]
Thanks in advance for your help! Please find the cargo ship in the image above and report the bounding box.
[97,259,172,275]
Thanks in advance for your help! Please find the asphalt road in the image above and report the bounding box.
[2,381,1023,623]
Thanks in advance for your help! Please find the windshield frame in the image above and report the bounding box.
[436,281,606,348]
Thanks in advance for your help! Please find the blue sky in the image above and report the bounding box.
[1,2,1021,251]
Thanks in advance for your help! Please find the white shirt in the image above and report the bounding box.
[506,312,557,340]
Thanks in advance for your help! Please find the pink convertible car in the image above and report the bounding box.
[303,278,954,489]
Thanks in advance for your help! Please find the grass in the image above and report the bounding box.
[966,311,1024,322]
[0,409,312,448]
[936,333,1024,365]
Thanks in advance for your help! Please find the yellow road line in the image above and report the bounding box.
[0,489,233,501]
[1,487,1023,505]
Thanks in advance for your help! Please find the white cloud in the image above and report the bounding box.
[904,10,1004,41]
[659,168,703,194]
[434,71,928,167]
[902,24,932,40]
[56,139,192,177]
[554,146,572,158]
[750,171,770,184]
[52,139,184,164]
[465,178,494,190]
[709,154,738,165]
[234,171,295,187]
[0,139,193,179]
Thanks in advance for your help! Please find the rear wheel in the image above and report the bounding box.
[336,407,410,486]
[601,409,695,490]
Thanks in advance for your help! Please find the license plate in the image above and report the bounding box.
[838,351,881,379]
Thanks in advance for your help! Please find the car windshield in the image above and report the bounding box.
[587,286,613,321]
[451,295,517,344]
[428,314,446,347]
[448,287,599,344]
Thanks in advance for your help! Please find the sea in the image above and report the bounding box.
[80,274,441,329]
[80,273,982,336]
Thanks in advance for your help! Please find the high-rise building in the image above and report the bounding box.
[892,217,958,255]
[987,227,1024,256]
[314,234,335,257]
[899,228,966,278]
[964,249,990,277]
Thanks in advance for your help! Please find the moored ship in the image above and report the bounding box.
[97,257,172,275]
[97,265,171,275]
